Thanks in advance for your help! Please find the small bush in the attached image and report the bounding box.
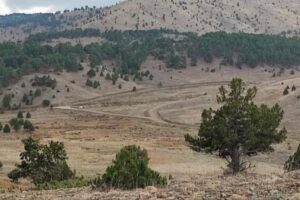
[105,73,112,80]
[43,100,51,107]
[24,120,35,132]
[283,87,289,95]
[87,69,96,78]
[36,177,90,190]
[284,144,300,172]
[9,118,22,132]
[26,112,31,119]
[91,145,167,190]
[3,124,10,133]
[34,89,42,97]
[17,111,23,119]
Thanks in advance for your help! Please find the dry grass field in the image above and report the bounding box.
[0,61,299,193]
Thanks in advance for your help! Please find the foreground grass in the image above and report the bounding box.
[35,177,90,190]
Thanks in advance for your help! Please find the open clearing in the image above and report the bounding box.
[0,63,299,198]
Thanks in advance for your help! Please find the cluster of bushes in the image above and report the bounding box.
[2,111,34,133]
[31,75,57,89]
[21,88,43,106]
[283,85,296,95]
[86,79,100,89]
[9,138,167,191]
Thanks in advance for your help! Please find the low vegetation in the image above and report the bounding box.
[35,177,90,190]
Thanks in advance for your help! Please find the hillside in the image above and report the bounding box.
[1,0,300,42]
[1,1,300,199]
[86,0,300,35]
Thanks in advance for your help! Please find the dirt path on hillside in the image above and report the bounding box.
[56,81,231,128]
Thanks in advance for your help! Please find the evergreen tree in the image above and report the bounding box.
[105,73,112,80]
[17,111,24,119]
[86,79,93,87]
[2,94,11,109]
[185,78,287,173]
[283,87,289,95]
[87,69,96,78]
[8,137,74,184]
[91,145,167,189]
[285,143,300,172]
[9,118,21,132]
[26,112,31,119]
[3,124,10,133]
[24,120,35,132]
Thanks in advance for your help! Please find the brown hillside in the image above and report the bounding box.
[1,0,300,42]
[85,0,300,35]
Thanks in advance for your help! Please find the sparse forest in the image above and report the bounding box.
[1,29,300,88]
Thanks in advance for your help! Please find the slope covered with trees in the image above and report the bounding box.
[1,29,300,88]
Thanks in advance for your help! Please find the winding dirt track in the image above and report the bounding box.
[55,81,231,128]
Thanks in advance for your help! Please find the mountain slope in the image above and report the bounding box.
[84,0,300,35]
[0,0,300,43]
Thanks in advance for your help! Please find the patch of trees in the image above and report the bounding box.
[8,138,167,190]
[0,13,59,28]
[1,30,300,88]
[187,32,300,68]
[4,111,35,133]
[0,41,84,87]
[86,79,100,89]
[32,75,57,89]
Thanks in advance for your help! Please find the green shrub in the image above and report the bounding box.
[284,144,300,172]
[17,111,24,119]
[2,94,11,109]
[9,118,22,132]
[34,89,42,97]
[43,100,51,107]
[87,69,96,78]
[283,87,289,95]
[8,137,74,185]
[35,177,90,190]
[91,145,167,190]
[32,76,57,89]
[26,112,31,119]
[3,124,10,133]
[24,120,35,132]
